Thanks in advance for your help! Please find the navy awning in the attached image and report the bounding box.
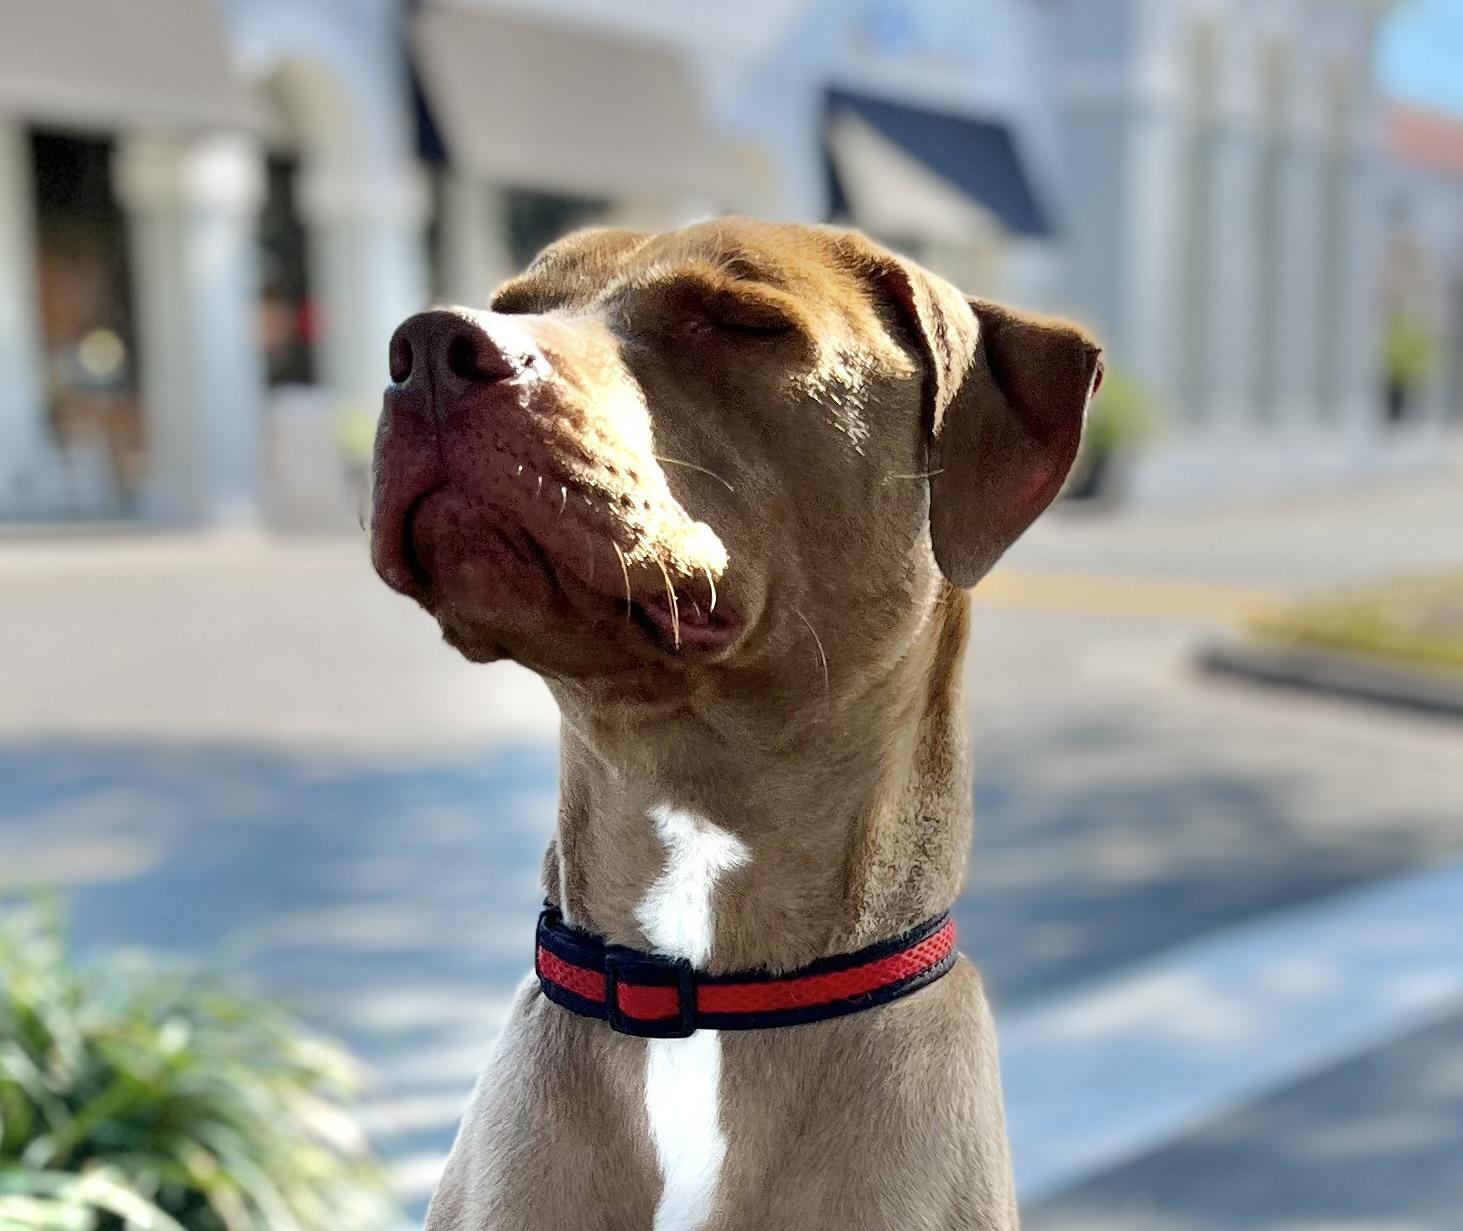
[825,89,1050,239]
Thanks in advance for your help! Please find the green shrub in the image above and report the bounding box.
[1383,316,1438,392]
[1064,366,1160,502]
[0,901,394,1231]
[1084,367,1159,458]
[1251,572,1463,673]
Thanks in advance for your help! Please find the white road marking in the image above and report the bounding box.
[634,803,750,1231]
[1000,858,1463,1203]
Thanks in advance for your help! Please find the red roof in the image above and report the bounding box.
[1388,102,1463,179]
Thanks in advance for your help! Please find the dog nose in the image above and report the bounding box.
[388,309,520,397]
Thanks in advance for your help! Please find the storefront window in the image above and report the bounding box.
[506,188,609,270]
[257,153,317,387]
[32,129,141,513]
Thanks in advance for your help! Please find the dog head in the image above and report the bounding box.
[371,219,1100,695]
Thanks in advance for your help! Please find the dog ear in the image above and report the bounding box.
[876,259,1103,588]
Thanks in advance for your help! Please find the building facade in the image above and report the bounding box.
[0,0,426,524]
[1040,0,1460,501]
[0,0,1457,525]
[1381,103,1463,432]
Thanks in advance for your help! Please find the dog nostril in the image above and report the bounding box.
[443,326,517,383]
[389,333,413,384]
[446,333,483,381]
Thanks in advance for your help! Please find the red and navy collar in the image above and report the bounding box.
[535,905,957,1038]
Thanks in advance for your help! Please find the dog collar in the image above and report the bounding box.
[535,905,957,1038]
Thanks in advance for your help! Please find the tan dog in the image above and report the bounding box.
[371,219,1100,1231]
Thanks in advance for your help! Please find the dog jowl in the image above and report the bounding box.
[371,219,1100,1231]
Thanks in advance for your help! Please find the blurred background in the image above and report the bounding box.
[1,1,1461,1229]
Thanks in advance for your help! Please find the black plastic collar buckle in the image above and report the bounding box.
[603,945,698,1039]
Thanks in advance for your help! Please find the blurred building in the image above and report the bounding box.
[0,0,1459,525]
[1382,103,1463,432]
[0,0,423,525]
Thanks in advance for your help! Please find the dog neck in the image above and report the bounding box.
[543,592,973,974]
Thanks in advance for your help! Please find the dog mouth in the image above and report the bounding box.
[629,586,738,652]
[383,473,740,657]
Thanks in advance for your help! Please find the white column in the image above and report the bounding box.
[1329,146,1383,445]
[1273,136,1327,430]
[1175,117,1219,425]
[742,86,827,222]
[1251,132,1285,425]
[1205,121,1260,430]
[1124,106,1189,419]
[298,159,429,422]
[1442,253,1463,426]
[1414,204,1455,428]
[115,133,267,525]
[436,173,512,308]
[0,117,53,516]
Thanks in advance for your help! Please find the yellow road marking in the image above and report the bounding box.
[974,571,1278,622]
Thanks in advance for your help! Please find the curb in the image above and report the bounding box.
[1197,639,1463,721]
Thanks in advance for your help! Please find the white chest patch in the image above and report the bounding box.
[635,804,750,1231]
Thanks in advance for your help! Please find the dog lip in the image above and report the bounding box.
[400,483,447,589]
[454,454,740,654]
[370,473,446,599]
[497,501,741,656]
[629,590,740,654]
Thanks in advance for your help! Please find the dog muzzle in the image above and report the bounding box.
[534,905,957,1038]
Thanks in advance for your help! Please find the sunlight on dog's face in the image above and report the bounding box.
[371,220,943,694]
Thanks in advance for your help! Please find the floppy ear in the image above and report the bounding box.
[878,260,1103,588]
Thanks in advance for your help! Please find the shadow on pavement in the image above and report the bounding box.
[960,707,1461,1007]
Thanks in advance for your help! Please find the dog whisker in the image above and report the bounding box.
[881,468,946,484]
[792,605,830,696]
[656,558,681,649]
[355,476,370,534]
[612,543,633,618]
[653,455,735,493]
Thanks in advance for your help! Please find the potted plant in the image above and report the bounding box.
[0,901,394,1231]
[1064,367,1158,505]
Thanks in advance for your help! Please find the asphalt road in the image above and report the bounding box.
[1027,1008,1463,1231]
[2,471,1461,1224]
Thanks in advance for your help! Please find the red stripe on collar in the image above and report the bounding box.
[535,906,957,1038]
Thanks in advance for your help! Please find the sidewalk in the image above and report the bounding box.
[1028,1004,1463,1231]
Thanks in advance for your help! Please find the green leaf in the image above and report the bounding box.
[0,901,397,1231]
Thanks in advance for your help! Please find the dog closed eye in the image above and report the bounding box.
[695,290,798,338]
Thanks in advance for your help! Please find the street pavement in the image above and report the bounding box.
[2,470,1462,1226]
[1027,1008,1463,1231]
